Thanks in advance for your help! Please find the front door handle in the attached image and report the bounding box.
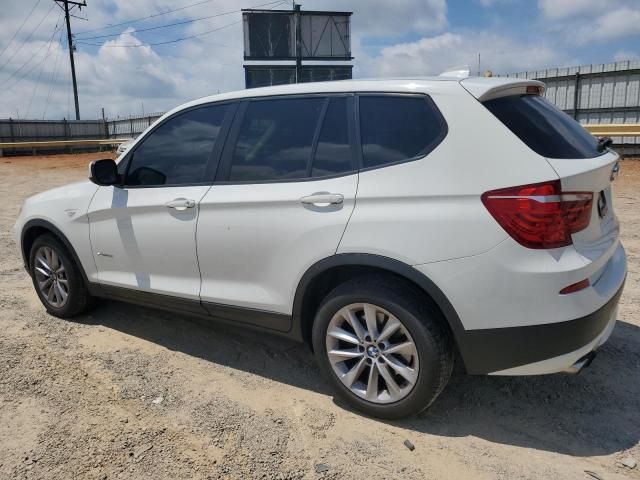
[300,193,344,206]
[165,198,196,210]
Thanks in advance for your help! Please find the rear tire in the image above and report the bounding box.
[29,233,93,318]
[312,275,454,419]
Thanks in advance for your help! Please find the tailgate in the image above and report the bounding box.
[547,151,620,260]
[474,83,622,261]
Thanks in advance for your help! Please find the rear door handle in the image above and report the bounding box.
[165,198,196,210]
[300,193,344,206]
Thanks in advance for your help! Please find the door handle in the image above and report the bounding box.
[165,198,196,210]
[300,193,344,206]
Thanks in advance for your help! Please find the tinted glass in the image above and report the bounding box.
[125,104,227,186]
[359,95,446,168]
[229,97,324,182]
[312,97,352,177]
[483,94,601,159]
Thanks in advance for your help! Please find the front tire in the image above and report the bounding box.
[29,234,93,318]
[312,275,454,419]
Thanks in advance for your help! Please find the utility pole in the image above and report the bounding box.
[55,0,86,120]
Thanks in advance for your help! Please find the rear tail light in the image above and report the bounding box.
[481,180,593,249]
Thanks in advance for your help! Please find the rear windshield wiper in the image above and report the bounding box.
[597,136,613,152]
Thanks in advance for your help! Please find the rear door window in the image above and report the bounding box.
[483,94,601,159]
[359,95,447,169]
[312,97,353,177]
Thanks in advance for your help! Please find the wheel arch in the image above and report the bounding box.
[21,219,92,288]
[292,253,467,365]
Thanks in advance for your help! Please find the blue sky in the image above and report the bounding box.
[0,0,638,119]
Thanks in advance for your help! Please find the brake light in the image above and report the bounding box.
[526,85,542,95]
[481,180,593,249]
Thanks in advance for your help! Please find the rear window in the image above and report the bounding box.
[483,95,601,159]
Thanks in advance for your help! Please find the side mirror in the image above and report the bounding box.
[89,159,120,186]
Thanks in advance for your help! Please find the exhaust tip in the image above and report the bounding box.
[564,351,597,374]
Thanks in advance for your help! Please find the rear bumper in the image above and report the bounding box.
[415,237,626,375]
[460,281,623,374]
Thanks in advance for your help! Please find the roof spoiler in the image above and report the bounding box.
[460,78,546,102]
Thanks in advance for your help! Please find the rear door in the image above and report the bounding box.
[196,95,358,329]
[88,102,234,307]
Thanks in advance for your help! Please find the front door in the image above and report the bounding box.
[88,102,232,308]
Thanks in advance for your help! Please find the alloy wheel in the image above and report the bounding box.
[325,303,419,404]
[34,246,69,308]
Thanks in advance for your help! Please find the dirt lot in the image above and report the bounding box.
[1,153,639,480]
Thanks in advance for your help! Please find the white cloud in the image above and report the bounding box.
[538,0,605,19]
[0,1,254,119]
[77,30,180,101]
[308,0,447,37]
[537,1,640,46]
[357,31,569,78]
[0,0,450,119]
[75,24,249,118]
[0,3,59,48]
[574,6,640,44]
[476,0,515,7]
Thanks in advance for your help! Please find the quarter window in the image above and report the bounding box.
[229,97,324,182]
[125,104,227,186]
[359,95,446,169]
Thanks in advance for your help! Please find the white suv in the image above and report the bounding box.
[13,77,626,419]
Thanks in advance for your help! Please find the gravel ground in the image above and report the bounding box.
[1,153,639,480]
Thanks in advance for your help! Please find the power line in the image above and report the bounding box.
[75,0,220,36]
[75,0,283,41]
[0,12,64,90]
[76,0,288,48]
[43,29,65,118]
[1,33,63,95]
[77,19,241,48]
[0,0,43,60]
[26,24,62,117]
[0,2,56,72]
